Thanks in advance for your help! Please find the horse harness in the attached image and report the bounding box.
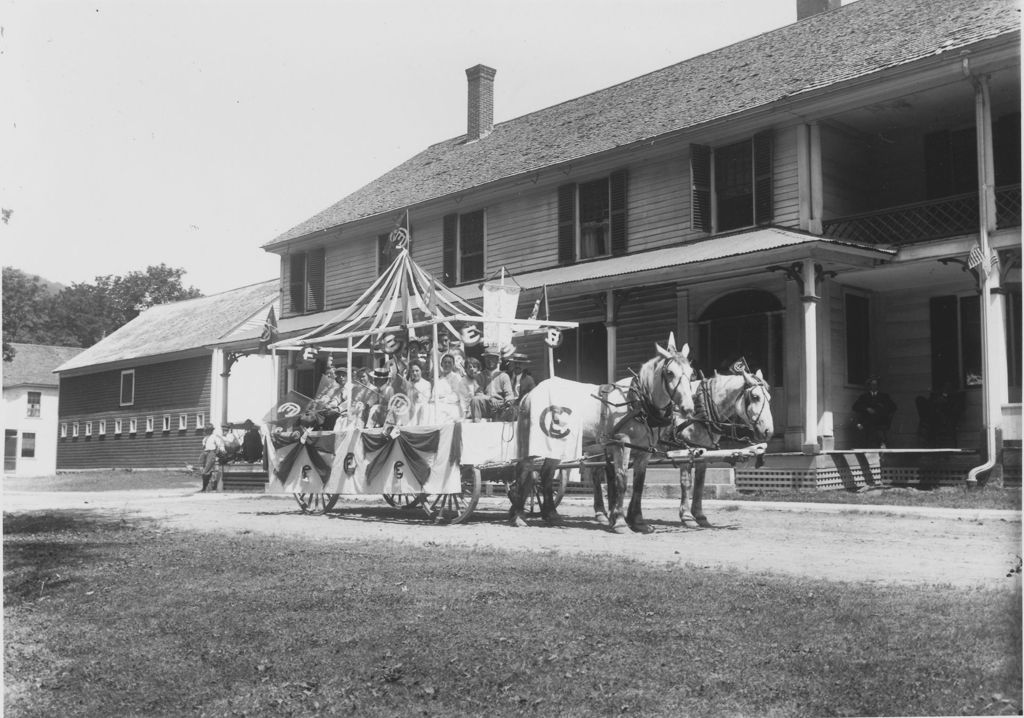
[595,357,684,449]
[686,374,768,448]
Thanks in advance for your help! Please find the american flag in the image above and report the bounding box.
[967,245,985,270]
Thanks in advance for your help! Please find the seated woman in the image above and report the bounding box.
[432,353,463,423]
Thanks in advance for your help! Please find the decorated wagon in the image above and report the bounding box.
[265,231,579,524]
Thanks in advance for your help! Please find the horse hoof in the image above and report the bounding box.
[609,520,631,535]
[509,514,529,528]
[679,512,699,528]
[696,516,711,528]
[594,512,609,525]
[630,522,655,535]
[542,511,564,526]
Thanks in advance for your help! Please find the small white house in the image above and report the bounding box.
[3,343,82,476]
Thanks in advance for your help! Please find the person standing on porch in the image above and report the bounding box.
[853,377,898,449]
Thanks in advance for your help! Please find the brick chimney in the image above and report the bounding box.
[465,64,496,141]
[797,0,840,20]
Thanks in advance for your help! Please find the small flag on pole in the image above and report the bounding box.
[258,307,278,354]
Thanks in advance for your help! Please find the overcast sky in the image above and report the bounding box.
[4,0,801,295]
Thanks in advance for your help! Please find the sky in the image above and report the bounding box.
[3,0,801,296]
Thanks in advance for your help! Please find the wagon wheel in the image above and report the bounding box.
[382,493,426,510]
[423,467,481,525]
[521,469,569,516]
[293,493,339,515]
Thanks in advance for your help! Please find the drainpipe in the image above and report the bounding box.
[966,65,998,488]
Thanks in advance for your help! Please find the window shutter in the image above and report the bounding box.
[442,214,458,285]
[377,233,391,276]
[753,131,773,226]
[929,295,959,389]
[610,169,628,256]
[557,183,576,265]
[288,253,306,314]
[690,144,712,233]
[306,247,326,312]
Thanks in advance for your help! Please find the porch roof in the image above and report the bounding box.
[276,228,892,338]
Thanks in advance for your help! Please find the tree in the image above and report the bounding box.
[3,264,203,356]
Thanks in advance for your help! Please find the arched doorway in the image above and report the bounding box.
[697,290,784,386]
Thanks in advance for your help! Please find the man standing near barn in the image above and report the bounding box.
[198,423,225,492]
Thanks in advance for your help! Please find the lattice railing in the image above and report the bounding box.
[822,184,1022,246]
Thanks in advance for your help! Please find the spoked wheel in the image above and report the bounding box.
[521,469,569,516]
[293,493,339,515]
[382,493,426,510]
[423,467,481,524]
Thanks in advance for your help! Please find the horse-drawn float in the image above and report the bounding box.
[265,235,772,531]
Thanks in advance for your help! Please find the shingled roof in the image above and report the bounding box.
[3,344,83,388]
[54,279,279,374]
[265,0,1020,248]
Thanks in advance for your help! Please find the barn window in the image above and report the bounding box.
[697,290,784,386]
[196,413,205,430]
[72,422,79,438]
[442,210,486,285]
[120,369,135,406]
[60,422,67,438]
[691,132,773,233]
[114,418,123,435]
[162,415,171,432]
[98,420,106,436]
[557,170,628,265]
[84,421,92,437]
[179,414,188,431]
[129,418,138,434]
[288,248,326,314]
[145,416,154,433]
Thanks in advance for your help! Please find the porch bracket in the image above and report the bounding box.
[766,262,836,298]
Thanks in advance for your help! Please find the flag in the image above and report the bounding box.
[967,246,989,276]
[729,356,750,374]
[258,307,278,354]
[263,390,314,426]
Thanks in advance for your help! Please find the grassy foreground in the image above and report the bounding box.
[4,510,1021,717]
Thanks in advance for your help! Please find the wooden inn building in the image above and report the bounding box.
[263,0,1021,489]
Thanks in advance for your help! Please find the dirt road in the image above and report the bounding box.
[3,488,1020,587]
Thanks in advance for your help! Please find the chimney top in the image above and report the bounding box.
[465,64,497,141]
[797,0,840,20]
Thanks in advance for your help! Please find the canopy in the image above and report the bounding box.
[271,247,576,352]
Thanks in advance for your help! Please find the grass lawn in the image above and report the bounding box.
[4,510,1021,717]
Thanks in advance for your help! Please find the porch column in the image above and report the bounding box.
[801,258,820,453]
[808,123,824,235]
[210,349,226,426]
[605,289,617,384]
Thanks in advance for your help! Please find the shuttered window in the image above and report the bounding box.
[442,210,485,286]
[288,249,326,314]
[690,134,773,233]
[930,295,982,389]
[557,169,629,265]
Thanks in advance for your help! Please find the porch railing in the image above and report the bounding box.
[822,184,1021,246]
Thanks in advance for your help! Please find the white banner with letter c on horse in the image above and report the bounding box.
[527,377,584,469]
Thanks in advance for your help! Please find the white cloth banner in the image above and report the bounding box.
[526,377,585,463]
[482,282,520,349]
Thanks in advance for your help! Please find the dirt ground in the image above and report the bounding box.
[4,486,1020,588]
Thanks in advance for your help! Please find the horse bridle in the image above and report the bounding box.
[691,374,769,443]
[621,355,689,430]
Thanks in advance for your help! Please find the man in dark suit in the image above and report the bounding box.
[853,377,898,448]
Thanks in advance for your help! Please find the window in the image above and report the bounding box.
[21,433,35,458]
[114,418,123,435]
[98,420,106,436]
[845,293,871,385]
[930,295,982,388]
[442,210,486,285]
[60,423,67,438]
[288,248,326,314]
[129,417,138,434]
[691,133,773,233]
[196,413,205,430]
[1006,287,1023,389]
[558,170,628,265]
[72,422,79,438]
[26,391,41,417]
[553,321,608,384]
[84,421,92,437]
[179,414,188,431]
[162,415,171,432]
[146,416,154,433]
[120,370,135,406]
[697,290,784,386]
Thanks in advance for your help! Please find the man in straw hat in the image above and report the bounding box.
[509,352,535,404]
[470,346,515,421]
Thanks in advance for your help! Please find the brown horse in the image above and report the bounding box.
[512,334,695,533]
[589,369,774,529]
